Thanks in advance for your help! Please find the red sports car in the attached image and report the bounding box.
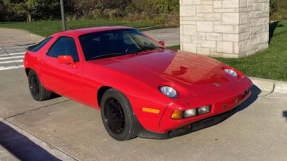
[24,26,253,140]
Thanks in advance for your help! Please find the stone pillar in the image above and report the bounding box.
[180,0,269,58]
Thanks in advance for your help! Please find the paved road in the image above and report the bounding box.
[0,120,62,161]
[144,28,180,47]
[0,69,286,161]
[0,27,287,161]
[0,28,43,71]
[0,145,19,161]
[0,28,42,71]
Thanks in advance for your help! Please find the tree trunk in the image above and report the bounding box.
[27,13,32,22]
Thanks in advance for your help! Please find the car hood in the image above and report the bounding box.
[90,49,238,97]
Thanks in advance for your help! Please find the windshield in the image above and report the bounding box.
[79,29,162,61]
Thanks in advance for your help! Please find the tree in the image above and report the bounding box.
[15,0,39,22]
[25,0,38,22]
[2,0,38,22]
[71,0,132,17]
[1,0,180,22]
[0,0,6,21]
[71,0,103,17]
[2,0,63,22]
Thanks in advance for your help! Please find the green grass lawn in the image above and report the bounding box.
[169,20,287,81]
[0,19,158,37]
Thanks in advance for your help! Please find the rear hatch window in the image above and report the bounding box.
[27,37,52,52]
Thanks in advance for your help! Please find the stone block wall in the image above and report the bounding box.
[180,0,269,58]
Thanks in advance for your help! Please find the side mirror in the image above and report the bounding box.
[158,41,166,47]
[58,55,75,65]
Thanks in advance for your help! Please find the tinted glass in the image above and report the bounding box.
[47,37,79,62]
[79,29,161,61]
[28,37,52,52]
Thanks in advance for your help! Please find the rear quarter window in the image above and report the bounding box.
[27,37,52,52]
[46,36,79,62]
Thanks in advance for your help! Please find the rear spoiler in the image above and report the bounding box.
[26,43,38,51]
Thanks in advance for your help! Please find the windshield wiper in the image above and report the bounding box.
[136,46,163,53]
[90,47,163,60]
[90,52,124,60]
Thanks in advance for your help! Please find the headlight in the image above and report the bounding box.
[159,86,177,98]
[224,68,238,77]
[183,109,197,118]
[197,105,211,115]
[171,105,211,119]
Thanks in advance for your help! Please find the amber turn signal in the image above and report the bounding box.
[142,107,160,114]
[171,110,183,119]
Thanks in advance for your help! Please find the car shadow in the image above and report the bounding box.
[269,21,284,43]
[0,121,60,161]
[50,93,61,99]
[169,85,261,138]
[283,111,287,122]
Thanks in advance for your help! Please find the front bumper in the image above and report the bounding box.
[138,87,252,139]
[138,100,248,139]
[159,87,252,132]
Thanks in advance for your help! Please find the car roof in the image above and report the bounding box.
[53,26,133,37]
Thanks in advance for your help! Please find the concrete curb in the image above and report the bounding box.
[0,147,19,161]
[250,77,287,95]
[0,118,78,161]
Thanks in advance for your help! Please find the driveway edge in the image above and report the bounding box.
[0,118,78,161]
[250,77,287,94]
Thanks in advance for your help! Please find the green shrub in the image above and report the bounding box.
[0,0,179,23]
[270,0,287,20]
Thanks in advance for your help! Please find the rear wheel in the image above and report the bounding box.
[28,70,52,101]
[100,88,139,141]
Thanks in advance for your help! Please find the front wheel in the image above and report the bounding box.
[100,88,139,141]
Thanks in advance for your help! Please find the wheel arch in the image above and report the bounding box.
[97,86,112,108]
[25,68,31,76]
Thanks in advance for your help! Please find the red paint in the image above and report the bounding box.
[57,55,75,65]
[24,27,253,133]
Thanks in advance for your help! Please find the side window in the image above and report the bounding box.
[47,37,79,62]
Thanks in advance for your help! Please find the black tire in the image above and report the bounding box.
[28,70,52,101]
[100,88,139,141]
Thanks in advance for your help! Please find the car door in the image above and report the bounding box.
[41,36,84,100]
